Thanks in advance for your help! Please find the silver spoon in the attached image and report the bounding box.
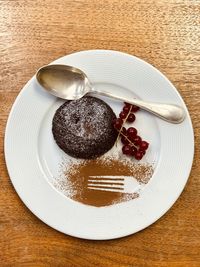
[36,64,185,123]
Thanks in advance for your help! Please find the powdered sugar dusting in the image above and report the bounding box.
[52,96,117,158]
[60,98,110,138]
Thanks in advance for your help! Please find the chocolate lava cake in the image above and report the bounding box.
[52,96,117,159]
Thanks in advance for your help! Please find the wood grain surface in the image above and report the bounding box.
[0,0,200,266]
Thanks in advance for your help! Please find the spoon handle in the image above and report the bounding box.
[93,90,185,124]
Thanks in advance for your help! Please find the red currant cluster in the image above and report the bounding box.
[113,102,149,160]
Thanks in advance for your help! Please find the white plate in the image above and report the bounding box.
[5,50,194,240]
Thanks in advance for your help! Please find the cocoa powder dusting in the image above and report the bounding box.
[54,157,154,207]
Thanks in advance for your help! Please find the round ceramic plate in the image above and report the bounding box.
[5,50,194,240]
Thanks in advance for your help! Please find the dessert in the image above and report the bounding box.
[52,96,117,159]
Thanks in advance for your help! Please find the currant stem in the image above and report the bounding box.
[119,132,138,149]
[115,107,132,145]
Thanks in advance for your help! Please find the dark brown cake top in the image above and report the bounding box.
[52,96,117,159]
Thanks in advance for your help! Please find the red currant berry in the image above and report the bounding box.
[130,146,137,156]
[127,113,136,122]
[122,144,132,155]
[120,127,127,135]
[135,151,143,160]
[133,135,142,146]
[127,127,137,138]
[124,102,131,108]
[123,105,130,114]
[114,118,123,130]
[121,136,129,145]
[138,149,146,156]
[131,105,140,112]
[119,111,127,120]
[140,141,149,150]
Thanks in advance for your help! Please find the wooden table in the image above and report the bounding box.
[0,0,199,266]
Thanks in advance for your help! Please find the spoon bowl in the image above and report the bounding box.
[36,64,185,124]
[36,65,90,100]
